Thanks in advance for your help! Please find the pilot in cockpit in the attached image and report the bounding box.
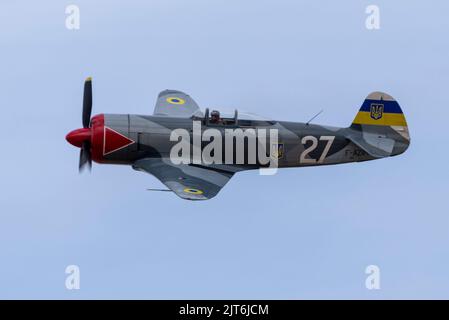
[210,110,221,124]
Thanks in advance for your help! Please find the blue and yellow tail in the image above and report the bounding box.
[346,91,410,158]
[352,92,408,127]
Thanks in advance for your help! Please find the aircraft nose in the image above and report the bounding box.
[66,128,91,148]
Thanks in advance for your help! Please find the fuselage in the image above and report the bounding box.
[66,113,376,170]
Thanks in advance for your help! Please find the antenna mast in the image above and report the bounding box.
[306,109,324,125]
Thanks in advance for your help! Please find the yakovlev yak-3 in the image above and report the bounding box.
[66,78,410,200]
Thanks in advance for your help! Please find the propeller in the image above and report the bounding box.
[79,140,92,172]
[66,77,94,172]
[80,77,93,172]
[82,77,93,128]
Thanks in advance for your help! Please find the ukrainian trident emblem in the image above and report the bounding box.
[370,103,384,120]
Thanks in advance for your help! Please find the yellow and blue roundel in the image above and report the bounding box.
[183,188,203,195]
[166,97,186,105]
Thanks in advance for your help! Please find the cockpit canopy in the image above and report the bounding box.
[193,108,275,127]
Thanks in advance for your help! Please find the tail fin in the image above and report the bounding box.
[351,92,408,128]
[346,92,410,158]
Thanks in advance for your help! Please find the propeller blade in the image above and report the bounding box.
[82,77,93,128]
[79,141,92,172]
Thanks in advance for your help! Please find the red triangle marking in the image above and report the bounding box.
[103,127,134,155]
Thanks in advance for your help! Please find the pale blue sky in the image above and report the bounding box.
[1,0,448,299]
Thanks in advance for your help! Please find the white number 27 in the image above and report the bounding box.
[300,136,335,164]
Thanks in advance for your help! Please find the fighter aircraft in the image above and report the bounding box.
[66,78,410,200]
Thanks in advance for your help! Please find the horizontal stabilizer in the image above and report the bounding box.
[345,129,395,158]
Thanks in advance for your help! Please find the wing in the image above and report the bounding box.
[132,158,234,200]
[153,89,203,118]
